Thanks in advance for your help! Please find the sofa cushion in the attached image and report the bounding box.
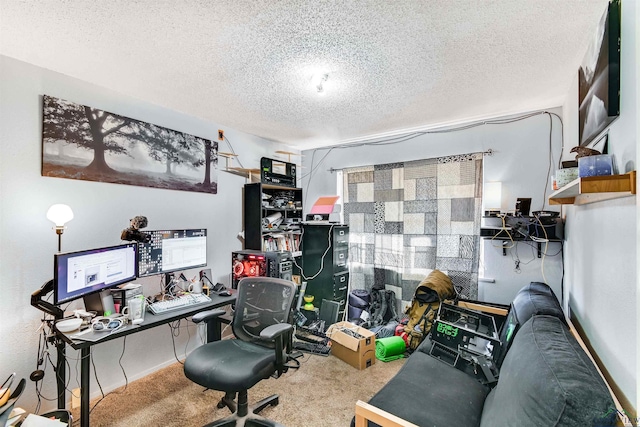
[367,350,489,427]
[494,281,566,367]
[481,315,616,427]
[511,282,565,325]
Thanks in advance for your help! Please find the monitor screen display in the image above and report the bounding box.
[138,229,207,277]
[54,243,138,305]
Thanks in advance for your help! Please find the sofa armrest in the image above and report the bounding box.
[354,401,419,427]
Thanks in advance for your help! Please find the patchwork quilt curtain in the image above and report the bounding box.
[342,153,483,304]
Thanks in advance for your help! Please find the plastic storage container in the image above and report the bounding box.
[578,154,614,177]
[555,167,579,187]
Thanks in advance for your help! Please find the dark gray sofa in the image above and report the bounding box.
[356,283,617,427]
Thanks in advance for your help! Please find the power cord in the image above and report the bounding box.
[167,318,199,364]
[304,111,563,198]
[222,135,244,169]
[32,317,74,414]
[292,225,334,281]
[88,347,105,412]
[168,320,185,365]
[83,336,130,419]
[490,214,515,250]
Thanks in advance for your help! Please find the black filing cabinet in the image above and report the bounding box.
[300,224,349,320]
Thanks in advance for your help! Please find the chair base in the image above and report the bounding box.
[206,392,283,427]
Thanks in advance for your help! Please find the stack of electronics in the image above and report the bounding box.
[260,157,296,188]
[290,284,341,356]
[428,303,501,385]
[293,325,331,356]
[503,211,563,240]
[481,212,563,241]
[481,197,562,241]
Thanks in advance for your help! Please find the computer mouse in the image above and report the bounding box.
[219,290,232,297]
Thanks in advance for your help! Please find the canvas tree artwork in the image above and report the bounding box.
[42,95,218,194]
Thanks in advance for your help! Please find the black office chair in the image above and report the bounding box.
[184,277,298,427]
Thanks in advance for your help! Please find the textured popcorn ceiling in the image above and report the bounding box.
[1,0,609,150]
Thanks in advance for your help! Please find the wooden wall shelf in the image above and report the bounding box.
[549,171,636,205]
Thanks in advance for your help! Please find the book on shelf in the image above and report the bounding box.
[262,233,300,253]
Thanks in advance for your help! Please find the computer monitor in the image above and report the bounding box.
[54,243,138,305]
[137,229,207,278]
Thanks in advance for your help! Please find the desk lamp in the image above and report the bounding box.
[483,182,502,217]
[46,204,74,252]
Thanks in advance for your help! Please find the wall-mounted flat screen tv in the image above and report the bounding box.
[578,0,621,147]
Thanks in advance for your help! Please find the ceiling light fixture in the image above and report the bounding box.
[311,73,329,95]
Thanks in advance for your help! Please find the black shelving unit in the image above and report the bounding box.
[299,224,349,320]
[243,183,303,254]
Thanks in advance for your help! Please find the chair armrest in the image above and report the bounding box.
[259,323,293,341]
[192,309,226,324]
[354,400,419,427]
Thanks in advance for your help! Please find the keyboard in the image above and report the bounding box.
[295,329,329,345]
[293,341,331,356]
[147,293,212,315]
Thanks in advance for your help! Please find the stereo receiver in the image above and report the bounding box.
[260,157,297,188]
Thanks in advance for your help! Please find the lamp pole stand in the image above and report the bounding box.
[55,227,64,252]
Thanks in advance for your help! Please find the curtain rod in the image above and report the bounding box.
[327,149,493,173]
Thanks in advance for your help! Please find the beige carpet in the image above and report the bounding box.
[71,352,406,426]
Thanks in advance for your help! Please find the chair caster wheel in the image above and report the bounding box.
[217,400,226,409]
[271,397,279,406]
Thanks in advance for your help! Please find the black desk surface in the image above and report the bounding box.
[56,292,236,350]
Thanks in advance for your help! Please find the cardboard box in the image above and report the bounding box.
[326,321,376,370]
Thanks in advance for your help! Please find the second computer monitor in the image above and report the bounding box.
[138,229,207,277]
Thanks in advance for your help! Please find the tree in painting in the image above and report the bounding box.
[42,95,218,194]
[43,98,132,173]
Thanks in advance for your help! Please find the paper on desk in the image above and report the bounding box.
[309,196,340,214]
[20,413,67,427]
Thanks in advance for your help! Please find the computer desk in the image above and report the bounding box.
[54,292,236,427]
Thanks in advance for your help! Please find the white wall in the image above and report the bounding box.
[301,109,565,305]
[0,55,289,413]
[561,0,637,411]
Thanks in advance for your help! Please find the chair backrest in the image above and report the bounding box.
[232,277,296,348]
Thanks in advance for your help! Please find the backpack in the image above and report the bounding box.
[366,286,399,329]
[403,270,455,352]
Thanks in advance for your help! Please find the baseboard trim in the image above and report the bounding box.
[69,358,183,408]
[569,315,636,426]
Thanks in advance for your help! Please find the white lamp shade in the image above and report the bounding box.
[484,182,502,210]
[46,204,74,227]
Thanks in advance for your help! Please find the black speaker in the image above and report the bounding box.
[515,198,531,216]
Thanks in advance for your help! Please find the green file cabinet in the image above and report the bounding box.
[300,224,349,321]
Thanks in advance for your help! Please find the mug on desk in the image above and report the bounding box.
[188,280,203,294]
[122,296,145,322]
